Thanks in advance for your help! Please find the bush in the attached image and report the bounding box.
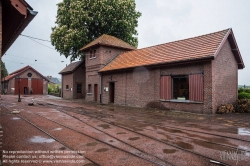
[48,85,53,94]
[238,92,250,99]
[238,88,244,93]
[244,88,250,93]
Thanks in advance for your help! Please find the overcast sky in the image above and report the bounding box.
[3,0,250,85]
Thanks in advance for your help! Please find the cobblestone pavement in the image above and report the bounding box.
[0,95,250,166]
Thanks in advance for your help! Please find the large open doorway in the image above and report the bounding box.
[94,84,98,102]
[109,82,115,103]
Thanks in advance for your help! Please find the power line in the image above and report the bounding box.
[28,38,55,50]
[4,53,66,63]
[20,34,51,42]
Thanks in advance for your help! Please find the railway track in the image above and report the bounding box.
[1,105,99,166]
[3,100,248,165]
[58,108,250,153]
[2,104,171,166]
[41,105,232,166]
[65,105,250,143]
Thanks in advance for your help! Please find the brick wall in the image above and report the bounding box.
[203,62,213,114]
[62,73,73,99]
[85,46,128,102]
[101,62,215,113]
[212,40,238,113]
[73,63,85,98]
[19,69,41,78]
[101,67,161,107]
[0,1,2,98]
[43,80,48,95]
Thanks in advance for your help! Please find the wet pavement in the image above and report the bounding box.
[0,95,250,166]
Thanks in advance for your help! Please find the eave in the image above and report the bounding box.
[2,0,38,56]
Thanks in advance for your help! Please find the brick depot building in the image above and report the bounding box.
[59,61,85,99]
[2,66,49,95]
[62,28,244,114]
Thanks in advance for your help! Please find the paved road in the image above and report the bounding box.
[0,95,250,166]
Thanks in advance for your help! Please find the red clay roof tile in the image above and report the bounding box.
[80,34,136,51]
[100,29,238,72]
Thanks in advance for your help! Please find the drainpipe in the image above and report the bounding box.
[99,73,102,103]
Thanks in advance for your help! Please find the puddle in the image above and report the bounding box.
[54,128,62,131]
[128,137,140,141]
[96,148,109,152]
[86,142,98,146]
[163,149,177,154]
[175,141,193,150]
[30,136,55,143]
[97,124,110,129]
[84,163,96,166]
[193,140,232,151]
[184,133,235,146]
[238,128,250,136]
[116,132,126,135]
[59,147,66,150]
[12,117,20,120]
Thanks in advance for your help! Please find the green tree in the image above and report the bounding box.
[51,0,141,61]
[1,61,8,79]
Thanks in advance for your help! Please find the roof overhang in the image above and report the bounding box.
[213,28,244,69]
[99,56,214,74]
[2,0,38,56]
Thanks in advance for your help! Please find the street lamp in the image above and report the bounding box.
[17,76,21,102]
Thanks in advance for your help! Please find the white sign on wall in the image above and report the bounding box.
[104,87,109,92]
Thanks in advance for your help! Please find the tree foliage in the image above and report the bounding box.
[1,61,8,79]
[51,0,141,61]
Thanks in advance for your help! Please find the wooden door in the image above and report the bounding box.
[76,84,82,98]
[109,82,115,103]
[31,78,43,94]
[15,78,28,95]
[94,84,98,102]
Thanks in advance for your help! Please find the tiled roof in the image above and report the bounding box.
[80,34,136,51]
[100,29,244,72]
[59,61,84,74]
[2,65,49,81]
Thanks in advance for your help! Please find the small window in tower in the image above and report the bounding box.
[66,85,69,90]
[88,84,92,93]
[93,50,96,58]
[89,51,92,59]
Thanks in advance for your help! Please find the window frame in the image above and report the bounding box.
[172,75,189,100]
[87,84,92,94]
[160,74,204,103]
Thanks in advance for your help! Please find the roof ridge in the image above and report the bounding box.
[9,65,30,75]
